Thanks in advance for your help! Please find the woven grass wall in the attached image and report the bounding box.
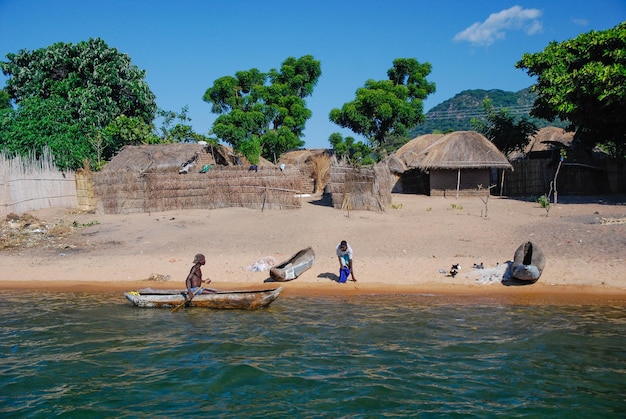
[329,164,392,211]
[93,166,302,214]
[75,169,96,212]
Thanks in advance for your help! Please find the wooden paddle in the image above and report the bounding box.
[171,288,202,313]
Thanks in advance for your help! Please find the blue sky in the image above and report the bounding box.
[1,0,624,149]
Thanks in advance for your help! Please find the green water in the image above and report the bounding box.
[1,292,624,418]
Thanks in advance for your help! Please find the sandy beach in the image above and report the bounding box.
[1,193,625,304]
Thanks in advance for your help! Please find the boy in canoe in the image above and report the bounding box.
[336,240,357,283]
[185,253,212,299]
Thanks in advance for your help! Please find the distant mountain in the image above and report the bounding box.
[409,87,566,137]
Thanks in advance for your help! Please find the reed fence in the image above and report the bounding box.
[93,166,303,214]
[501,158,625,196]
[328,164,392,212]
[0,151,77,217]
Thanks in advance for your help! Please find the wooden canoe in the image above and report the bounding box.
[269,247,315,281]
[511,241,546,282]
[124,287,283,310]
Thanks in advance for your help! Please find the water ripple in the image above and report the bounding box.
[0,292,624,417]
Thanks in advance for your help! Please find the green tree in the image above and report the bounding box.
[203,55,321,162]
[0,38,157,169]
[329,58,435,154]
[0,95,90,169]
[328,132,375,165]
[516,22,626,158]
[156,106,212,144]
[471,99,538,158]
[0,90,10,110]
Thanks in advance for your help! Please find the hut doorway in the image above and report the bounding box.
[402,169,430,195]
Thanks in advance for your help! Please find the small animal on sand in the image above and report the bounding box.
[448,264,461,278]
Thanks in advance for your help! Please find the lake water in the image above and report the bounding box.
[1,291,625,418]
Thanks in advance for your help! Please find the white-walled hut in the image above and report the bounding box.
[388,131,512,197]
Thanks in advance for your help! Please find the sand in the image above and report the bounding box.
[1,194,625,304]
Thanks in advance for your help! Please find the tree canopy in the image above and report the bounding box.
[329,58,435,153]
[203,55,321,163]
[0,38,157,169]
[328,132,375,166]
[471,99,538,158]
[516,22,626,158]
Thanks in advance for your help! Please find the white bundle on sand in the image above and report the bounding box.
[247,256,277,272]
[465,262,512,284]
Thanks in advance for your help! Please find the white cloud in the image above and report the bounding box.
[572,18,589,27]
[454,5,543,47]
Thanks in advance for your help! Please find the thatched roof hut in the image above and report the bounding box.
[506,126,574,161]
[388,131,512,196]
[503,126,617,196]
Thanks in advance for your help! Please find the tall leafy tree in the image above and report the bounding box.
[471,99,538,158]
[0,38,157,169]
[329,132,375,166]
[0,95,89,170]
[0,90,10,110]
[203,55,321,162]
[329,58,435,154]
[516,22,626,158]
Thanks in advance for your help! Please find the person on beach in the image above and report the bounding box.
[185,253,211,300]
[336,240,357,283]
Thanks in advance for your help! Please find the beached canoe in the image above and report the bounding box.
[124,287,283,310]
[511,241,546,282]
[270,247,315,281]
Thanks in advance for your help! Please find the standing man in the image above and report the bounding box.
[336,240,357,283]
[185,253,211,300]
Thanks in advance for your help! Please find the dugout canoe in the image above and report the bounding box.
[269,247,315,281]
[511,241,546,282]
[125,287,283,310]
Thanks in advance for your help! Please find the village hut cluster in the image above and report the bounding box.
[86,143,395,214]
[5,127,622,217]
[82,127,624,215]
[384,127,625,198]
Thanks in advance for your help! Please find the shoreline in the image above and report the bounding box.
[2,194,624,305]
[2,280,625,305]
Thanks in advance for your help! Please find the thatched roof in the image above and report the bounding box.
[101,143,274,173]
[526,126,574,153]
[278,149,331,165]
[415,131,512,170]
[385,134,444,173]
